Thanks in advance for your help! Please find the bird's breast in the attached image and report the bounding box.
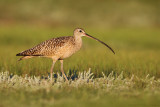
[59,38,82,59]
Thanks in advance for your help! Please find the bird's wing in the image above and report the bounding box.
[16,36,71,56]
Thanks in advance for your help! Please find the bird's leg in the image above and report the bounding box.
[50,61,55,83]
[60,60,68,82]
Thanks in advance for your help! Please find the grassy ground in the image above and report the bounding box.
[0,26,160,107]
[0,26,159,77]
[1,70,160,107]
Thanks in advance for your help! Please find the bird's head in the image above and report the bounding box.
[74,28,86,37]
[73,28,115,54]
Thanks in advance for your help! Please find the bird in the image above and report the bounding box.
[16,28,115,82]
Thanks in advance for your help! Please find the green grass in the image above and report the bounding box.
[0,26,159,77]
[0,26,160,107]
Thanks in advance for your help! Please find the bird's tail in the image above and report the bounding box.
[16,52,25,56]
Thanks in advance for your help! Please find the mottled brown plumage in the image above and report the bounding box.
[16,28,115,82]
[17,36,78,58]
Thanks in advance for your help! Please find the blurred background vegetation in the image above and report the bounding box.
[0,0,159,78]
[0,0,160,28]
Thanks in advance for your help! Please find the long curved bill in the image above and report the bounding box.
[84,33,115,54]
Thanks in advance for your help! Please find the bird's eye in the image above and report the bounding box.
[79,30,82,33]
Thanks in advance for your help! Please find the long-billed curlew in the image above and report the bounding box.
[16,28,115,82]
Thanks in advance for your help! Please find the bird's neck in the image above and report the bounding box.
[73,35,82,46]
